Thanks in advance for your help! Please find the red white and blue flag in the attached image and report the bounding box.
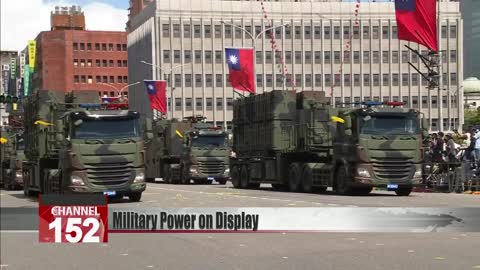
[394,0,438,52]
[225,48,256,93]
[144,80,167,113]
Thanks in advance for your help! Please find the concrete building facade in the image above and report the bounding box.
[128,0,463,131]
[0,50,18,126]
[461,0,480,79]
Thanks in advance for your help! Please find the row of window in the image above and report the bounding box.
[73,59,128,68]
[167,97,234,111]
[73,75,128,84]
[333,96,457,109]
[72,42,127,51]
[161,72,458,88]
[163,49,457,64]
[162,24,457,40]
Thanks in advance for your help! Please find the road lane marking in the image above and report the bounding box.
[146,186,330,206]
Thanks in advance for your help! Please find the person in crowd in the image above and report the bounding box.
[445,134,457,162]
[474,129,480,166]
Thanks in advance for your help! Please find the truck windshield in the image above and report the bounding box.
[73,118,140,139]
[191,135,227,147]
[360,115,419,135]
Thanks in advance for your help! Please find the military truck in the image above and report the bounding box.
[145,116,230,184]
[0,128,25,190]
[22,90,146,201]
[230,90,426,196]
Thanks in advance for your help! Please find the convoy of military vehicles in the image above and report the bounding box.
[0,88,429,200]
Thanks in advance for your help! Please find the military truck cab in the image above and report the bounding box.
[180,126,230,184]
[334,103,425,196]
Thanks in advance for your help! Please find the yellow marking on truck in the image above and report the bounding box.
[330,116,345,123]
[0,137,7,144]
[34,120,54,126]
[176,130,183,138]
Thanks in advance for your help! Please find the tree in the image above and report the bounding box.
[464,107,480,129]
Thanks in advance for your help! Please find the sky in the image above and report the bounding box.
[0,0,129,51]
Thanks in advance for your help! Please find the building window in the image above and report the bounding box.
[164,50,171,62]
[96,76,101,83]
[173,24,180,38]
[109,76,114,83]
[373,74,380,87]
[193,25,201,38]
[102,76,107,83]
[102,43,107,51]
[81,75,86,83]
[422,96,428,107]
[305,74,312,87]
[214,25,221,38]
[87,43,92,50]
[314,26,321,39]
[412,74,419,86]
[174,50,181,63]
[402,51,409,63]
[215,50,222,64]
[206,98,213,111]
[227,98,233,110]
[402,73,409,86]
[204,25,212,38]
[95,43,100,50]
[275,27,283,39]
[392,51,399,63]
[185,98,192,111]
[108,44,114,51]
[333,26,340,39]
[363,26,370,39]
[175,74,182,87]
[195,74,203,87]
[205,74,212,87]
[353,51,360,64]
[442,25,447,38]
[324,26,331,39]
[184,24,191,38]
[285,51,292,64]
[102,60,107,67]
[266,51,273,64]
[325,74,332,87]
[162,24,170,37]
[117,60,122,67]
[432,96,438,108]
[122,44,127,51]
[382,51,389,64]
[372,51,379,64]
[184,50,191,63]
[255,51,262,64]
[117,44,122,51]
[450,73,457,85]
[363,51,370,64]
[315,74,322,87]
[87,76,93,84]
[450,25,457,38]
[363,74,370,87]
[74,75,79,83]
[412,97,419,108]
[74,59,79,67]
[353,26,360,39]
[354,74,360,87]
[79,43,85,50]
[343,26,350,39]
[392,26,398,39]
[450,50,457,63]
[175,98,182,110]
[314,51,322,64]
[79,59,85,67]
[205,51,212,64]
[382,26,389,39]
[267,74,273,87]
[276,74,283,86]
[224,25,232,38]
[372,26,379,39]
[196,98,203,111]
[383,74,389,86]
[334,51,340,64]
[216,74,223,87]
[392,73,399,86]
[343,50,350,64]
[109,60,114,67]
[185,74,192,87]
[344,74,351,87]
[194,50,202,63]
[295,51,302,64]
[304,26,311,39]
[216,97,223,110]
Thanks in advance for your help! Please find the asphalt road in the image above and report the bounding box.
[1,182,479,270]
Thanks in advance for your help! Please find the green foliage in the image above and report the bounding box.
[464,108,480,128]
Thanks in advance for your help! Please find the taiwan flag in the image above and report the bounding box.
[225,48,256,93]
[394,0,438,52]
[144,80,167,113]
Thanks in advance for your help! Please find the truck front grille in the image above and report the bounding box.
[372,158,412,181]
[85,162,133,187]
[197,161,225,175]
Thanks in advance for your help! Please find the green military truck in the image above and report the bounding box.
[22,90,146,201]
[145,116,230,184]
[0,128,25,190]
[230,90,426,196]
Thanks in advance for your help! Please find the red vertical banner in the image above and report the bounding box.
[38,195,108,243]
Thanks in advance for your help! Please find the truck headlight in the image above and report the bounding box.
[357,168,371,178]
[189,167,198,173]
[71,175,85,186]
[15,172,23,178]
[413,169,422,178]
[224,168,230,175]
[134,172,145,183]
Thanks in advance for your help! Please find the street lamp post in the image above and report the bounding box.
[98,81,141,99]
[140,61,190,118]
[220,21,290,92]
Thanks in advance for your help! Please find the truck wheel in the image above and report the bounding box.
[288,163,302,192]
[336,166,353,195]
[129,192,142,202]
[302,165,314,193]
[146,177,155,183]
[240,166,249,189]
[231,166,241,188]
[395,187,412,196]
[218,179,227,185]
[354,187,373,196]
[272,184,287,191]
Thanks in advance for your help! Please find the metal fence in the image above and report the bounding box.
[422,160,480,193]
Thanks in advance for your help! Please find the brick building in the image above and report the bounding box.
[31,6,128,97]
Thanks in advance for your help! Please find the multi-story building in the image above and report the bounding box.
[128,0,463,131]
[0,50,18,126]
[461,0,480,79]
[30,6,129,97]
